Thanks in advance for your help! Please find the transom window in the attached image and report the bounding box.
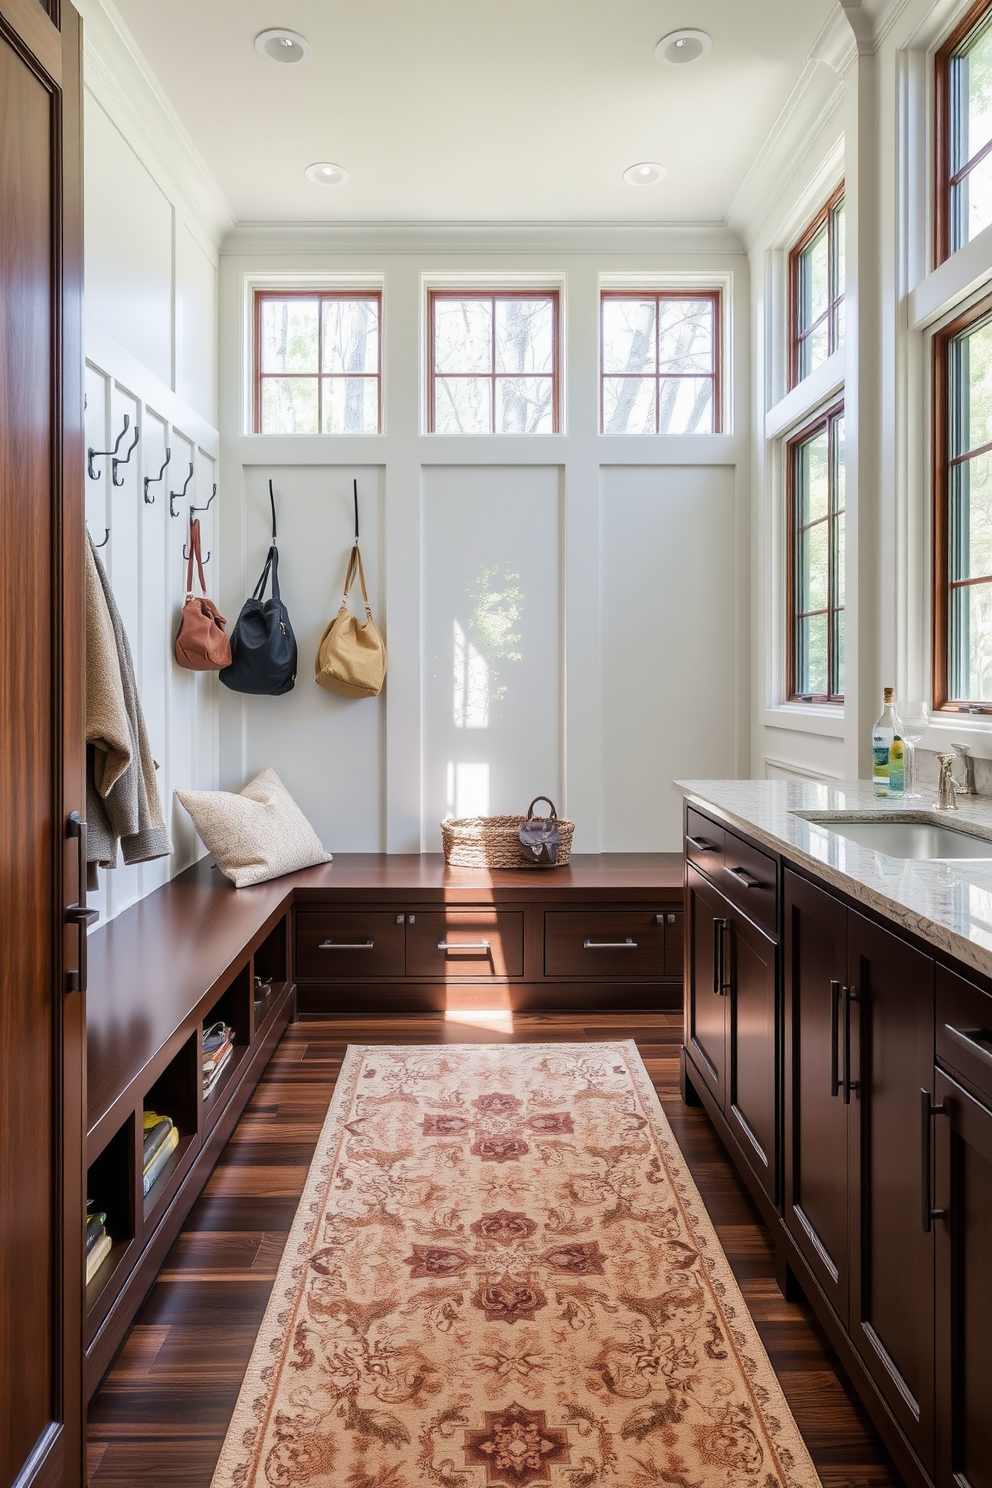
[428,291,560,434]
[788,404,845,703]
[934,295,992,708]
[253,290,381,434]
[789,188,845,388]
[600,291,721,434]
[937,0,992,263]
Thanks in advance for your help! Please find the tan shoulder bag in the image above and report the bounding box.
[315,542,387,698]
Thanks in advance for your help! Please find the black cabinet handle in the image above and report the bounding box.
[65,812,99,994]
[921,1088,948,1231]
[830,980,842,1097]
[726,865,762,890]
[719,920,733,997]
[712,917,727,995]
[842,984,859,1104]
[687,835,716,852]
[944,1023,992,1069]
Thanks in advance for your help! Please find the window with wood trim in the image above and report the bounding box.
[253,290,382,434]
[789,188,845,389]
[788,404,845,702]
[600,291,721,434]
[933,293,992,709]
[936,0,992,264]
[428,291,560,433]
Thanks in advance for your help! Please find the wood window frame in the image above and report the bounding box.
[935,0,992,267]
[427,289,561,434]
[932,288,992,712]
[787,400,846,703]
[788,185,845,391]
[253,288,382,435]
[599,289,723,435]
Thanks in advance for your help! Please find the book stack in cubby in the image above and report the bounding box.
[202,1021,235,1096]
[142,1111,179,1197]
[85,1201,112,1286]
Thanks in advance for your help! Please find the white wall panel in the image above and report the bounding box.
[219,465,385,854]
[177,226,218,425]
[421,466,562,849]
[84,95,173,388]
[600,465,737,850]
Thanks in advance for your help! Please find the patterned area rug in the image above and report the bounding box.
[212,1043,821,1488]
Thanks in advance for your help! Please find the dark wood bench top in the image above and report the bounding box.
[86,852,683,1131]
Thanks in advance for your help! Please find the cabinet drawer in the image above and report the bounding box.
[295,911,405,980]
[406,911,523,979]
[721,830,777,935]
[937,965,992,1102]
[545,911,664,979]
[685,807,724,877]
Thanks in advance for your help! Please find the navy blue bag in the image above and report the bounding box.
[220,482,297,696]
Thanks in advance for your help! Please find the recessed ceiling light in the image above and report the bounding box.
[255,28,312,64]
[305,161,349,186]
[655,29,712,65]
[623,162,667,186]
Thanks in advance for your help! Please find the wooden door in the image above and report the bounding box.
[726,904,778,1204]
[934,1068,992,1488]
[0,3,85,1486]
[783,869,850,1324]
[847,911,935,1471]
[685,864,728,1108]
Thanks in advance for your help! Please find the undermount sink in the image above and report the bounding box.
[807,818,992,860]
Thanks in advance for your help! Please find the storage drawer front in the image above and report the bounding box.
[295,912,405,979]
[721,830,777,935]
[937,965,992,1102]
[685,807,724,877]
[545,911,664,978]
[406,911,523,979]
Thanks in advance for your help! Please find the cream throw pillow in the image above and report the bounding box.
[175,767,332,887]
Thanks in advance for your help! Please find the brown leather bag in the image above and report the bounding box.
[174,519,232,671]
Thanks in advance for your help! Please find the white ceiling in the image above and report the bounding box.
[111,0,838,225]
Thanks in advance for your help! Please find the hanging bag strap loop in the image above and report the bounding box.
[341,542,372,619]
[185,518,208,599]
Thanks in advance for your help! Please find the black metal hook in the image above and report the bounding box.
[182,518,211,565]
[89,526,110,549]
[170,462,194,519]
[189,483,217,516]
[111,422,140,486]
[144,448,171,504]
[87,414,131,481]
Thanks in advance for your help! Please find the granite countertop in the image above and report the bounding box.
[674,777,992,980]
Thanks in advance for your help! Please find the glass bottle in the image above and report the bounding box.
[872,687,903,797]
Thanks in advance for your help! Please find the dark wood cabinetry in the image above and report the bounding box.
[0,3,85,1484]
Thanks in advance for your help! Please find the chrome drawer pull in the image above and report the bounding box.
[318,939,374,950]
[945,1023,992,1068]
[438,939,491,951]
[686,835,715,851]
[726,865,762,890]
[584,937,637,949]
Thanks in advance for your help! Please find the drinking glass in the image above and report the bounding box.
[898,701,930,797]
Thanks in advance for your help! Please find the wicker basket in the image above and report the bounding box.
[442,801,574,870]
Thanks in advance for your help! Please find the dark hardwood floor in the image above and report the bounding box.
[87,1011,905,1488]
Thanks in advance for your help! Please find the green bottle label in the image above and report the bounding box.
[888,738,905,793]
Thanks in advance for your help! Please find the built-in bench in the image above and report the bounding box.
[84,850,682,1398]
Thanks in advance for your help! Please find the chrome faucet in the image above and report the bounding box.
[951,742,978,795]
[936,754,959,810]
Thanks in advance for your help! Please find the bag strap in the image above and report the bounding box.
[249,482,282,603]
[185,519,208,599]
[341,543,372,619]
[527,796,558,820]
[352,477,359,546]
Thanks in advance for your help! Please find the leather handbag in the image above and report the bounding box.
[174,519,232,671]
[220,482,297,696]
[518,796,563,865]
[315,481,387,698]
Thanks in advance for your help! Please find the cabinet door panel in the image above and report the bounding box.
[408,910,523,979]
[728,909,778,1202]
[784,870,849,1322]
[685,865,728,1108]
[664,909,684,979]
[935,1069,992,1488]
[295,911,406,979]
[848,911,935,1470]
[544,911,663,979]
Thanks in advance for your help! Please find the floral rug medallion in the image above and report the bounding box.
[211,1043,821,1488]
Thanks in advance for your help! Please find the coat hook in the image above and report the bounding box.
[169,462,194,519]
[189,483,217,516]
[87,414,131,481]
[144,448,171,504]
[111,422,140,486]
[89,526,110,549]
[182,517,211,565]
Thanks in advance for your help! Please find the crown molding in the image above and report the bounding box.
[77,0,235,249]
[220,220,746,259]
